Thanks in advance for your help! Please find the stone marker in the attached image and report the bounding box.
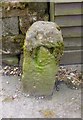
[22,21,64,96]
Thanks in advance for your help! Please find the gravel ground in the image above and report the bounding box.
[2,65,83,89]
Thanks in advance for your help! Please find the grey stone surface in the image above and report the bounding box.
[1,75,81,118]
[2,35,24,55]
[2,17,19,36]
[22,21,64,96]
[0,19,2,37]
[0,8,2,18]
[19,15,33,34]
[26,21,63,51]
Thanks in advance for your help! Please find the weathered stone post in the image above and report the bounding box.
[22,21,64,96]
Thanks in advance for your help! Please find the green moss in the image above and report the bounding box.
[13,35,25,50]
[22,22,64,95]
[22,40,59,96]
[53,41,64,64]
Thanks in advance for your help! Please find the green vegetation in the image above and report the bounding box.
[22,37,65,96]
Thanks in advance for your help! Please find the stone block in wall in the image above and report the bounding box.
[2,17,19,36]
[0,7,2,18]
[19,2,48,35]
[19,15,33,34]
[2,2,27,11]
[28,2,47,15]
[2,35,25,55]
[2,2,28,18]
[0,19,2,37]
[2,2,48,18]
[28,3,48,21]
[2,54,18,66]
[2,8,29,18]
[19,13,49,34]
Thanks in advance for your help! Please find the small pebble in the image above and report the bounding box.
[10,71,13,75]
[70,73,75,77]
[41,96,44,99]
[2,65,82,89]
[67,76,71,80]
[19,73,21,76]
[6,81,9,84]
[27,94,30,97]
[71,80,75,83]
[4,66,8,70]
[75,88,78,90]
[12,94,18,99]
[38,97,41,99]
[71,97,75,100]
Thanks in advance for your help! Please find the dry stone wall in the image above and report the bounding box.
[1,2,49,66]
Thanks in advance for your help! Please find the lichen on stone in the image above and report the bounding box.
[2,35,24,55]
[2,2,27,11]
[53,41,64,64]
[22,21,64,96]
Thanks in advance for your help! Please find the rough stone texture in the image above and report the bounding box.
[1,2,27,11]
[28,2,47,14]
[2,35,24,55]
[2,8,29,18]
[2,34,24,66]
[19,15,35,34]
[22,21,64,96]
[0,7,2,18]
[2,55,18,66]
[19,2,48,34]
[2,2,48,19]
[43,14,49,21]
[19,14,49,34]
[1,2,49,66]
[0,19,2,37]
[2,17,19,36]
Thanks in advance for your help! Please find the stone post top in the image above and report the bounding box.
[26,21,63,51]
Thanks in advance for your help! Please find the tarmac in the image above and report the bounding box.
[0,74,81,118]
